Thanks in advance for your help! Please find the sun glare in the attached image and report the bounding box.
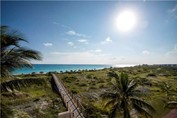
[116,10,137,32]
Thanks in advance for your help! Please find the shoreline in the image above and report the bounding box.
[12,64,139,75]
[13,64,177,75]
[13,64,111,75]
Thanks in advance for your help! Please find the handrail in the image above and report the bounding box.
[51,73,85,118]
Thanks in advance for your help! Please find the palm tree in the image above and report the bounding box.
[0,26,44,118]
[159,82,172,96]
[165,101,177,109]
[0,26,42,78]
[164,92,177,110]
[101,72,155,118]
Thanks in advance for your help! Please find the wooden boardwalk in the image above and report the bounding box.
[51,74,85,118]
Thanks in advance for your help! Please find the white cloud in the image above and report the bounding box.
[90,49,102,53]
[94,49,102,53]
[166,44,177,56]
[66,30,87,38]
[50,51,111,64]
[50,51,88,55]
[175,44,177,50]
[77,39,89,44]
[110,56,127,64]
[77,39,87,43]
[51,52,64,55]
[43,43,53,47]
[67,42,76,48]
[161,44,177,64]
[106,37,112,42]
[168,4,177,13]
[67,30,76,35]
[101,37,112,44]
[40,50,177,64]
[142,50,150,55]
[67,42,74,46]
[168,4,177,19]
[53,22,72,29]
[61,25,72,29]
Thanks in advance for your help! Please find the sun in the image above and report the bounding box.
[116,10,137,32]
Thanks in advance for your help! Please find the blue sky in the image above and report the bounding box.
[1,1,177,65]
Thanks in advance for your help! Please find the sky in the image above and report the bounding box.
[1,1,177,65]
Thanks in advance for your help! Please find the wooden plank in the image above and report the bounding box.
[52,74,85,118]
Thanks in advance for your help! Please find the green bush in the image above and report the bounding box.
[86,74,92,79]
[71,89,78,94]
[79,83,87,87]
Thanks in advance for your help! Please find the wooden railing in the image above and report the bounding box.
[51,74,86,118]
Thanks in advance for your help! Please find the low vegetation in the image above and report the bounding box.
[1,65,177,118]
[55,65,177,118]
[0,74,67,118]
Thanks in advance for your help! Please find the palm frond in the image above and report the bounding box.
[132,102,153,118]
[104,72,155,118]
[109,102,121,118]
[1,26,27,50]
[131,97,156,114]
[100,92,117,100]
[0,26,42,78]
[121,99,130,118]
[107,71,119,79]
[0,103,14,118]
[165,101,177,109]
[1,78,46,92]
[126,80,137,93]
[15,48,42,60]
[105,99,117,108]
[130,90,148,97]
[120,73,129,93]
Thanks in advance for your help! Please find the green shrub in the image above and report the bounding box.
[89,86,97,89]
[71,89,78,94]
[98,84,105,88]
[79,83,87,87]
[147,73,157,77]
[86,74,92,79]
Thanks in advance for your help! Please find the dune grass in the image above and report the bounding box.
[1,65,177,118]
[56,65,177,117]
[1,74,67,118]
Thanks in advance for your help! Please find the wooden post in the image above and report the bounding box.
[52,74,85,118]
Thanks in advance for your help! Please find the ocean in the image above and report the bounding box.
[13,64,111,75]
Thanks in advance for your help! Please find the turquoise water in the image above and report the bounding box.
[13,64,111,75]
